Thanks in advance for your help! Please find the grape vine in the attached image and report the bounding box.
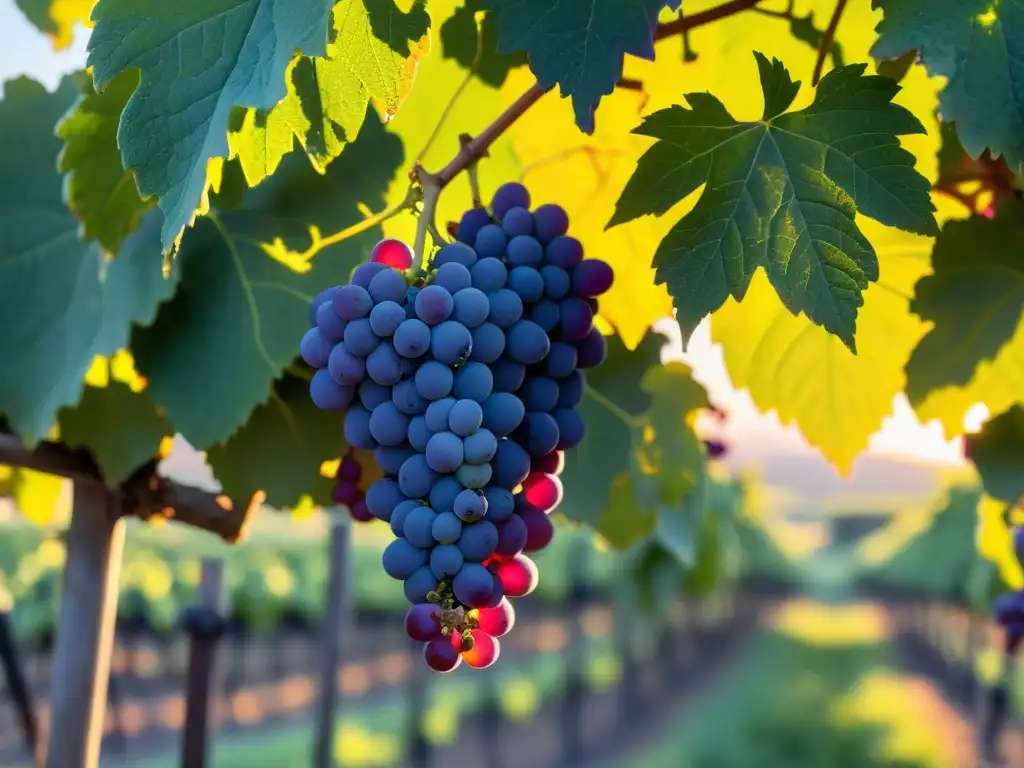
[1,0,1023,685]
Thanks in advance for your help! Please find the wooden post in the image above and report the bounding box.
[0,609,38,757]
[313,518,350,768]
[180,559,226,768]
[45,482,126,768]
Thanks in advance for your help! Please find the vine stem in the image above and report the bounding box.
[812,0,847,85]
[654,0,763,40]
[585,387,643,429]
[406,0,767,268]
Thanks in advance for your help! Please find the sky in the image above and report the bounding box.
[0,3,970,479]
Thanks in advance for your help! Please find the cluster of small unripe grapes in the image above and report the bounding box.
[993,528,1024,655]
[300,182,613,671]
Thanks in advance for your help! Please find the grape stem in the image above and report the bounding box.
[408,0,767,268]
[811,0,847,85]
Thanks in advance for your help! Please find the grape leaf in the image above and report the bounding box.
[872,0,1024,174]
[59,382,170,485]
[440,0,528,87]
[560,332,662,526]
[0,78,178,444]
[15,0,94,48]
[130,116,403,450]
[595,475,657,549]
[654,466,707,567]
[639,362,708,505]
[906,203,1024,405]
[87,0,335,253]
[228,0,430,185]
[966,405,1024,504]
[561,332,707,543]
[207,375,344,508]
[480,0,664,132]
[57,69,155,255]
[610,52,937,351]
[711,215,935,473]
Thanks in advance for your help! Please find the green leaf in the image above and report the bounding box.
[87,0,335,253]
[0,78,177,443]
[440,0,528,88]
[480,0,664,132]
[559,332,662,526]
[58,382,170,485]
[654,466,707,567]
[595,475,657,549]
[131,115,403,450]
[872,0,1024,174]
[207,375,344,508]
[966,405,1024,504]
[640,362,709,505]
[229,0,430,185]
[57,69,155,254]
[610,53,936,351]
[905,202,1024,404]
[561,333,707,555]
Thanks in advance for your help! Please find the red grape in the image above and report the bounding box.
[519,504,555,553]
[370,238,414,270]
[496,554,538,598]
[459,629,500,668]
[424,638,462,672]
[405,603,444,642]
[349,498,373,523]
[531,450,565,476]
[475,598,515,637]
[338,454,362,482]
[522,473,562,512]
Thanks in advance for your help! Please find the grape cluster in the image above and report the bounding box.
[300,182,613,671]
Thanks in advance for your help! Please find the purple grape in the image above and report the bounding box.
[495,514,528,557]
[434,241,479,267]
[405,603,444,642]
[316,300,347,340]
[470,258,507,293]
[309,369,355,410]
[453,563,496,608]
[351,262,388,289]
[533,204,569,243]
[502,206,534,237]
[544,235,583,269]
[475,224,507,259]
[415,285,455,325]
[491,182,531,220]
[332,284,373,320]
[559,298,594,342]
[576,327,607,368]
[456,208,493,246]
[573,260,614,297]
[506,235,543,267]
[424,638,462,672]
